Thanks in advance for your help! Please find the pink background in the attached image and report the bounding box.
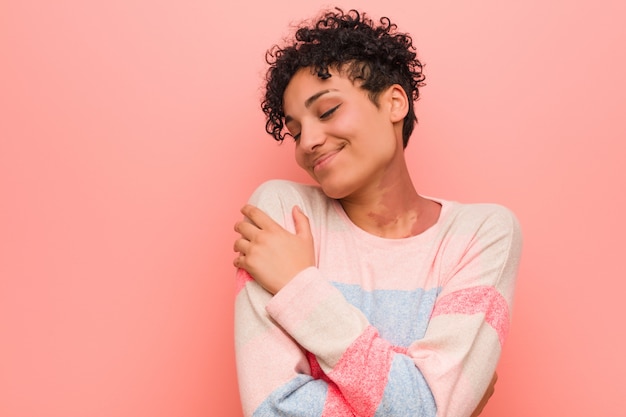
[1,0,625,416]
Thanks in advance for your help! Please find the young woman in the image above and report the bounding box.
[233,8,522,417]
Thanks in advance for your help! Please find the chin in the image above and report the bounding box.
[319,183,350,200]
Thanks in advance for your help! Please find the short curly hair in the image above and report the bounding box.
[261,8,425,147]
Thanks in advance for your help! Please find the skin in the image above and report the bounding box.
[285,67,441,239]
[234,67,442,291]
[233,65,497,414]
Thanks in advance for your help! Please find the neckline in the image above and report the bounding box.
[331,196,451,246]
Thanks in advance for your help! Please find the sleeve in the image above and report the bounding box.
[235,182,522,417]
[235,179,362,417]
[407,205,523,416]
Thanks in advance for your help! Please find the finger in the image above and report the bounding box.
[235,220,261,240]
[241,204,280,231]
[233,253,246,269]
[233,238,251,254]
[292,205,312,239]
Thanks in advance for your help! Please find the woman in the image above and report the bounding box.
[233,8,521,417]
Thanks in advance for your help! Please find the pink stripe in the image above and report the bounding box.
[306,351,329,381]
[431,286,509,346]
[306,352,354,416]
[307,342,407,416]
[326,326,393,417]
[235,268,253,294]
[322,383,354,417]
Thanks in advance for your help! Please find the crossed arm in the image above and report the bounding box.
[234,202,510,416]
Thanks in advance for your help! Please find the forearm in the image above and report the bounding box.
[265,266,514,417]
[236,268,357,416]
[237,268,438,417]
[266,267,438,416]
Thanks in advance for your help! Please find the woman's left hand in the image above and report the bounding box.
[233,204,315,294]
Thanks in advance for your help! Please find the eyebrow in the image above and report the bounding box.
[284,89,338,125]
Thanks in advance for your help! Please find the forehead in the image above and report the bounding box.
[283,67,359,112]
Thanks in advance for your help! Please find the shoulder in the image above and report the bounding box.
[246,179,330,228]
[439,200,523,251]
[436,200,523,289]
[248,179,326,207]
[441,199,519,231]
[457,202,520,232]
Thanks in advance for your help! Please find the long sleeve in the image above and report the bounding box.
[234,180,522,417]
[261,267,437,417]
[406,204,522,416]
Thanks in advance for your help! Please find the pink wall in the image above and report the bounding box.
[1,0,624,416]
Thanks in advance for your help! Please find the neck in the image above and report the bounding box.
[339,163,439,239]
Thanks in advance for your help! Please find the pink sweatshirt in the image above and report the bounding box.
[235,179,522,417]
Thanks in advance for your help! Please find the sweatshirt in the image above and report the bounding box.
[235,179,522,417]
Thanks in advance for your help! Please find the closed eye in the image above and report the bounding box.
[289,103,340,142]
[320,104,340,120]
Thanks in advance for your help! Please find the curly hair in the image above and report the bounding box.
[261,8,425,147]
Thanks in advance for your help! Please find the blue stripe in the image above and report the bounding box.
[253,374,327,417]
[331,282,441,347]
[374,354,437,417]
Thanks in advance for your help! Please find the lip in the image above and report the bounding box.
[312,148,342,172]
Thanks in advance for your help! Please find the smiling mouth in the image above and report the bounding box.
[312,147,343,172]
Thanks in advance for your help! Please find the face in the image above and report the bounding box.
[282,67,407,200]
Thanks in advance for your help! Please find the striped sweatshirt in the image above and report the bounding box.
[234,179,522,417]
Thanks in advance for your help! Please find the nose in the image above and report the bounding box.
[298,121,325,152]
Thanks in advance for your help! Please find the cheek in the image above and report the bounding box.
[294,146,307,170]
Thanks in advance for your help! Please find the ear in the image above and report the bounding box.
[387,84,409,123]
